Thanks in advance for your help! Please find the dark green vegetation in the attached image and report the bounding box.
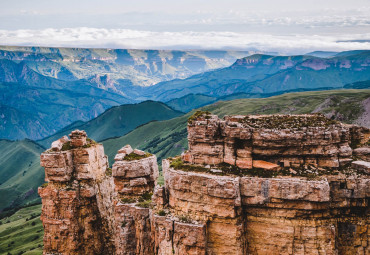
[143,51,370,102]
[187,110,211,124]
[123,152,152,161]
[0,204,43,255]
[102,90,370,165]
[38,101,183,148]
[0,140,44,214]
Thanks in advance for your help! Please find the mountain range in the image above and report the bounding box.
[142,51,370,102]
[0,48,369,140]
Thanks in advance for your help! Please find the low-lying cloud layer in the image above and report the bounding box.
[0,27,369,54]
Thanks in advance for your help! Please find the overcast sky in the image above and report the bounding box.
[0,0,369,53]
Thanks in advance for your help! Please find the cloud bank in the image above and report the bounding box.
[0,27,369,54]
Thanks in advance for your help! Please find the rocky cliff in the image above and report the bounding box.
[39,113,370,254]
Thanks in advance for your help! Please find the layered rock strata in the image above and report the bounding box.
[38,131,158,255]
[183,113,368,169]
[39,112,370,254]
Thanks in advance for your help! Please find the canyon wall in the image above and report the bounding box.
[39,113,370,254]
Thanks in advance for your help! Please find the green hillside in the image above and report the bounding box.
[102,89,370,165]
[166,94,217,112]
[0,140,44,213]
[38,101,183,148]
[0,204,43,255]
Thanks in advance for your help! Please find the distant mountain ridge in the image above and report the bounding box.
[142,51,370,102]
[0,46,254,87]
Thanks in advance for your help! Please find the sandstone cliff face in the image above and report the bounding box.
[39,113,370,255]
[38,131,158,255]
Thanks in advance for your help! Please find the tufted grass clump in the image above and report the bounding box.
[170,157,208,173]
[188,110,211,124]
[136,200,152,208]
[179,215,192,223]
[40,182,49,188]
[123,152,152,161]
[120,197,136,203]
[105,167,112,176]
[61,141,72,151]
[157,210,166,216]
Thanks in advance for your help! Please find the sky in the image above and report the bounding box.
[0,0,369,54]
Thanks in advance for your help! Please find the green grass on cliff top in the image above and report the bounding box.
[102,89,370,165]
[0,204,43,255]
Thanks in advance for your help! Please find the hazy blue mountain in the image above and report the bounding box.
[0,57,136,140]
[344,80,370,89]
[0,46,254,87]
[142,51,370,101]
[305,51,338,58]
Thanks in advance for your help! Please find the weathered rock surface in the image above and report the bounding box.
[39,114,370,255]
[183,113,370,170]
[39,132,158,255]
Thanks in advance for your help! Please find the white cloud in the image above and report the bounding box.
[0,27,369,54]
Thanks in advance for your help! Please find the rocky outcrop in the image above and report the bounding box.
[183,113,368,169]
[38,130,158,255]
[39,113,370,255]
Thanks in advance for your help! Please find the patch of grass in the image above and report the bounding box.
[40,183,48,188]
[0,205,43,255]
[188,110,211,124]
[123,152,152,161]
[136,200,152,208]
[105,168,112,177]
[170,157,209,173]
[120,197,136,204]
[82,138,98,148]
[61,141,71,151]
[139,192,153,201]
[178,215,192,223]
[157,210,167,216]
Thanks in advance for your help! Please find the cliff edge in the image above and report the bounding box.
[38,113,370,254]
